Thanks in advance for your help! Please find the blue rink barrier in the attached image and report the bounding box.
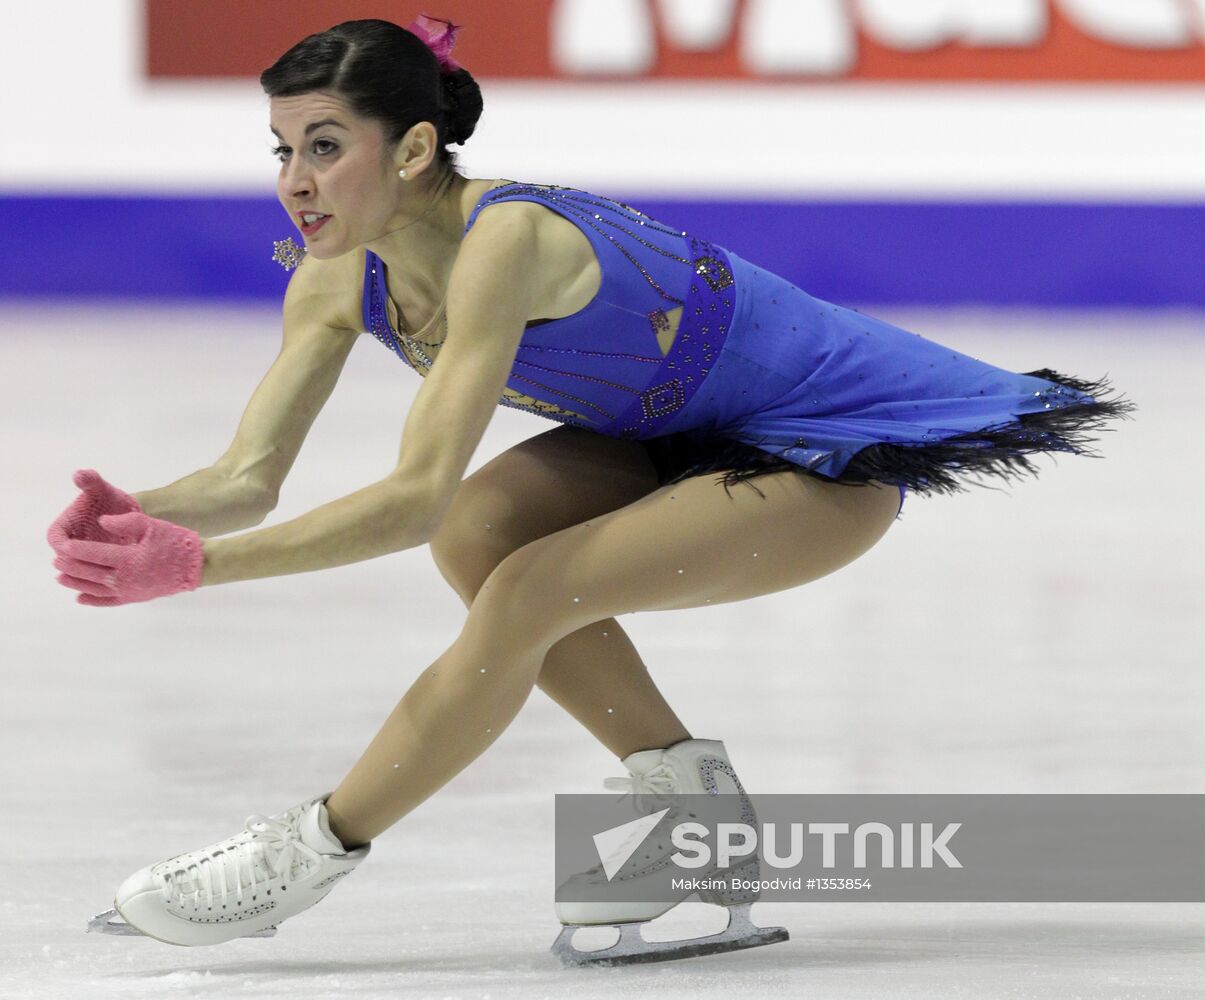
[2,194,1202,307]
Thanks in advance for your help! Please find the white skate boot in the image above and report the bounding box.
[87,793,370,946]
[551,738,788,966]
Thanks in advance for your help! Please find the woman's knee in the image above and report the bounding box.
[466,536,597,654]
[429,481,528,602]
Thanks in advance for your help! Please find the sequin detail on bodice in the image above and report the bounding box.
[361,181,736,439]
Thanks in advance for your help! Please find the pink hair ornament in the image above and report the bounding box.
[406,13,462,73]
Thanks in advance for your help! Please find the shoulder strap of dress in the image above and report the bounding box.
[361,250,384,334]
[462,180,537,236]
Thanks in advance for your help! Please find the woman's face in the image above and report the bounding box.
[269,90,401,259]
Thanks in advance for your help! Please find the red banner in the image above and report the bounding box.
[147,0,1205,81]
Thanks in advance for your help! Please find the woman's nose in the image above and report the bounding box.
[280,160,313,200]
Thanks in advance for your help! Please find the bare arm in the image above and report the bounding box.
[199,207,538,586]
[133,254,361,538]
[132,469,276,539]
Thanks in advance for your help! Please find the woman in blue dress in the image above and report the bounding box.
[51,16,1132,964]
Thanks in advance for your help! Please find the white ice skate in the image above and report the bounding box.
[551,738,788,966]
[87,793,369,946]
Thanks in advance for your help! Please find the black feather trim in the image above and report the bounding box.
[648,369,1136,500]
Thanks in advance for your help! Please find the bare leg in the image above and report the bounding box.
[534,618,691,758]
[428,425,690,759]
[323,466,901,849]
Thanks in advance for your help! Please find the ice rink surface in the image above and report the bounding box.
[2,302,1202,999]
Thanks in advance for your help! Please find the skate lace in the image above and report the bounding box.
[602,762,678,798]
[157,812,323,908]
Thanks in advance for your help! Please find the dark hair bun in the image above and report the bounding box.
[441,67,483,146]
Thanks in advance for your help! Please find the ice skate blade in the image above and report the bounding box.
[551,902,788,967]
[86,908,278,939]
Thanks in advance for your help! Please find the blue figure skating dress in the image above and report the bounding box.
[361,181,1134,502]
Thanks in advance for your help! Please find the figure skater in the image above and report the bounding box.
[50,16,1133,964]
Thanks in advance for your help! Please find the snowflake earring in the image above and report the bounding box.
[271,237,307,271]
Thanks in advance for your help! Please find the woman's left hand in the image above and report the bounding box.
[52,512,205,607]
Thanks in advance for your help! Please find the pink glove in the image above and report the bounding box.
[47,469,142,551]
[52,511,204,607]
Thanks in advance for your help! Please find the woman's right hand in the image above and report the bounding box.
[47,469,143,551]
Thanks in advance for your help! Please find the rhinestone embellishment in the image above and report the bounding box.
[693,256,734,292]
[697,756,757,826]
[641,379,686,419]
[271,238,307,271]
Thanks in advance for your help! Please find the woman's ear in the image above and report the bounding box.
[394,121,439,179]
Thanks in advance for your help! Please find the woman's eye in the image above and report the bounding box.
[269,140,335,163]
